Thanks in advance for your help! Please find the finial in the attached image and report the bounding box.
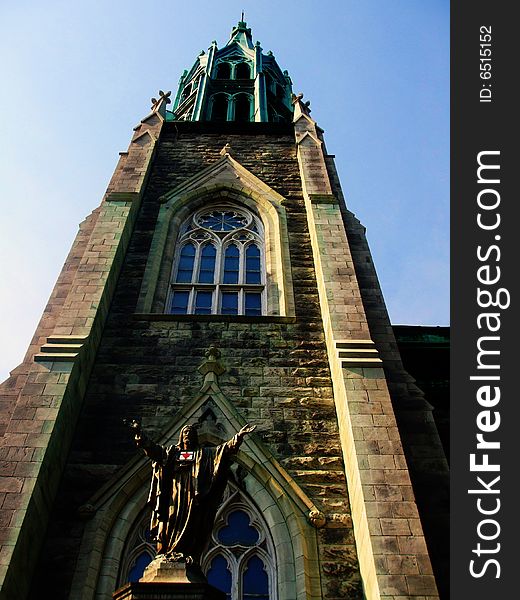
[198,345,226,383]
[150,90,171,112]
[291,92,312,116]
[241,10,245,22]
[219,143,233,156]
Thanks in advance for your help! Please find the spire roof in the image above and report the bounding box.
[227,19,254,49]
[170,19,293,123]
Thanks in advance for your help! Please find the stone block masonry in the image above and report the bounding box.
[293,97,440,600]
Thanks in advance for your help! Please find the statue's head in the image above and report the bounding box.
[178,425,199,449]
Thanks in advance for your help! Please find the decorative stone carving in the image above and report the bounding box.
[308,509,327,528]
[150,90,171,112]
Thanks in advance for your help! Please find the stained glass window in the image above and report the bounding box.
[127,552,153,583]
[223,245,240,284]
[221,292,238,315]
[195,291,213,315]
[207,555,232,599]
[245,292,262,316]
[243,556,269,600]
[118,518,155,588]
[245,245,261,284]
[168,206,264,315]
[198,244,216,283]
[122,486,275,599]
[171,291,189,314]
[176,243,196,283]
[217,510,260,546]
[203,487,275,600]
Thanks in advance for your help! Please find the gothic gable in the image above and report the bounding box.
[136,151,295,317]
[69,352,324,599]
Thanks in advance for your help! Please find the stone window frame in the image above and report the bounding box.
[117,509,155,585]
[203,484,277,600]
[136,171,295,318]
[166,204,266,316]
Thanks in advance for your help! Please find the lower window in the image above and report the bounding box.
[120,484,276,599]
[169,288,263,316]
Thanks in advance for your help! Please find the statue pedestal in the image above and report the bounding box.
[112,558,225,600]
[112,581,226,600]
[140,557,207,584]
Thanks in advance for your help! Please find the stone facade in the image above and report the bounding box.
[26,123,365,599]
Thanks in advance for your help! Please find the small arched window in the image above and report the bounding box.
[118,513,155,586]
[211,94,229,121]
[180,85,191,103]
[176,243,196,282]
[216,62,231,79]
[203,485,276,600]
[234,94,251,123]
[235,62,251,79]
[167,206,265,316]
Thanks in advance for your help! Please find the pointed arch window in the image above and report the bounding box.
[167,206,265,316]
[198,244,217,283]
[235,62,251,79]
[223,244,240,284]
[234,94,252,122]
[203,485,276,600]
[118,483,276,600]
[176,243,196,282]
[211,94,229,121]
[216,62,231,79]
[118,513,155,585]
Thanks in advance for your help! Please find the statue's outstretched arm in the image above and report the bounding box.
[226,423,256,452]
[237,423,256,442]
[124,419,165,463]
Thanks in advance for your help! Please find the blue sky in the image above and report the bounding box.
[0,0,449,381]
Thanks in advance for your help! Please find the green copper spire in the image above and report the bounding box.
[227,19,255,49]
[169,21,293,123]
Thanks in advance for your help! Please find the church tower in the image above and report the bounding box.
[0,21,448,600]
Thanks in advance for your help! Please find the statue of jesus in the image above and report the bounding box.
[126,420,256,566]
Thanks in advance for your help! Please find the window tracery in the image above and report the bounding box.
[118,483,276,600]
[167,206,265,315]
[203,484,275,600]
[118,512,155,584]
